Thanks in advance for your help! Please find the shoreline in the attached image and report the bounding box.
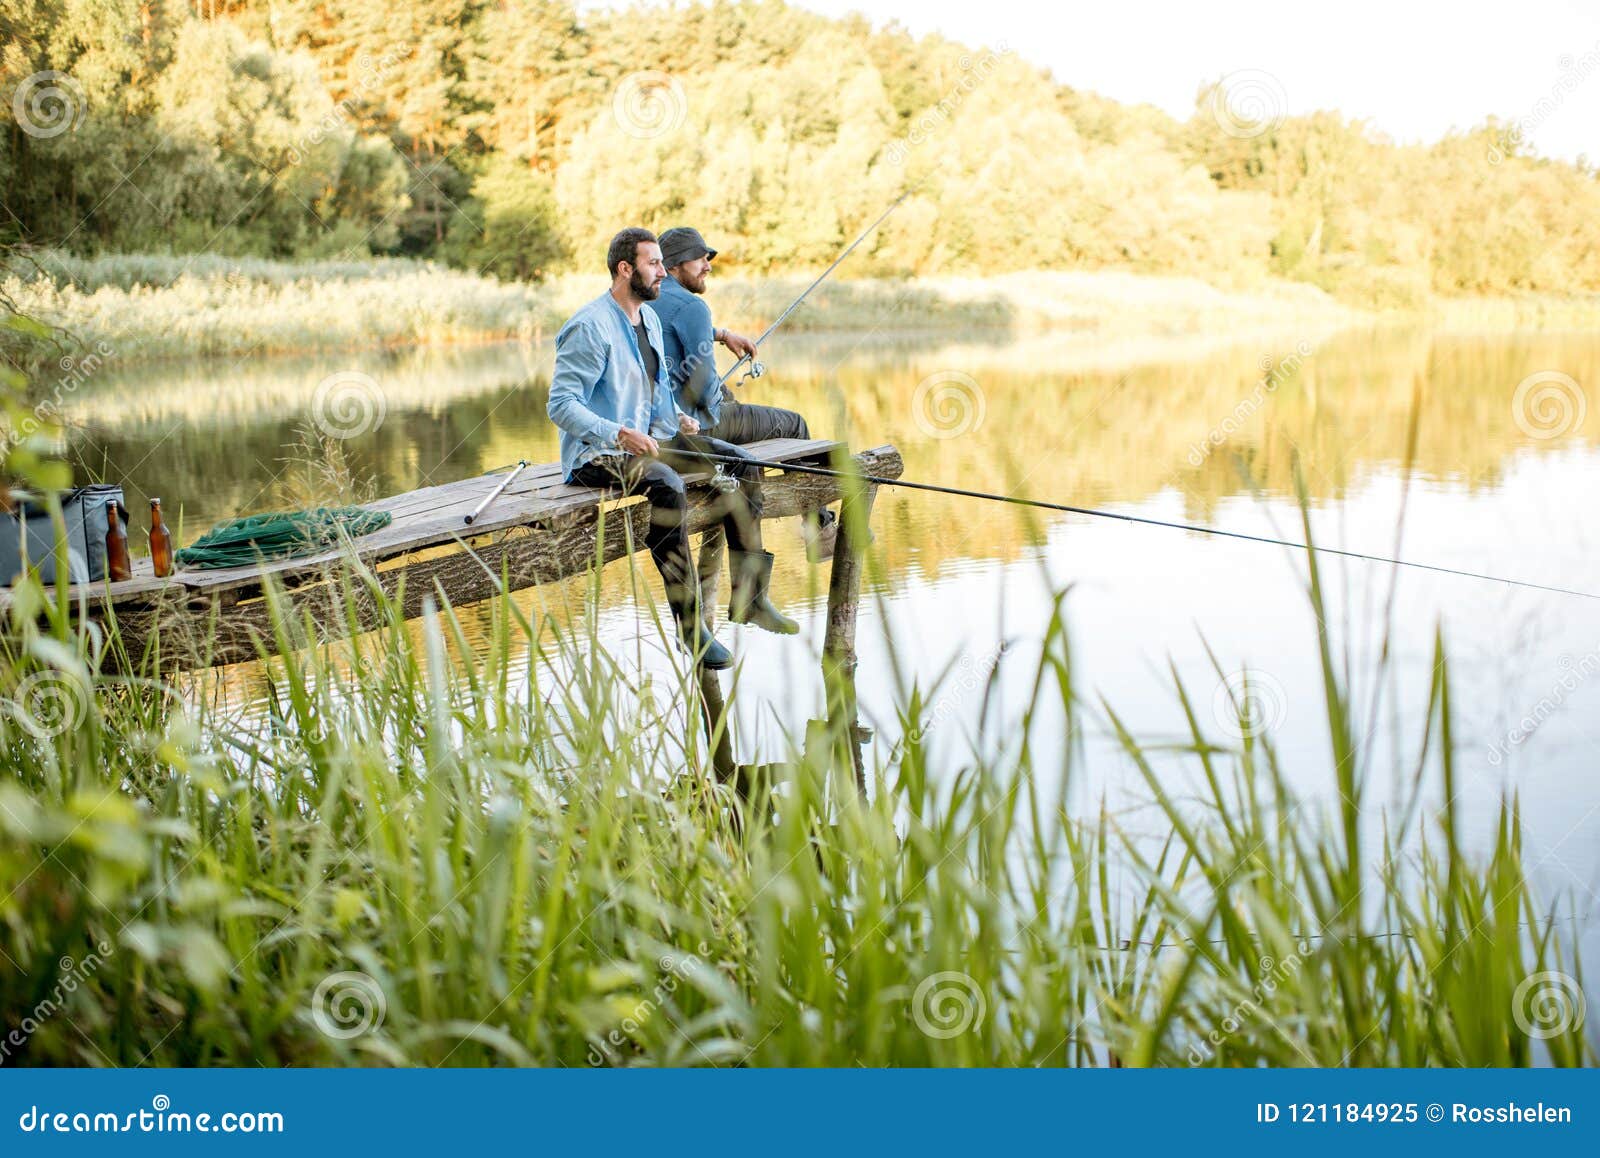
[8,251,1600,371]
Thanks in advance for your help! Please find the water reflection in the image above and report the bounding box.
[66,325,1600,925]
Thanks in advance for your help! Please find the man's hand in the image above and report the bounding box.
[677,413,700,436]
[617,426,659,457]
[716,328,758,359]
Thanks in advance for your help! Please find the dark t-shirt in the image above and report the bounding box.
[634,319,659,384]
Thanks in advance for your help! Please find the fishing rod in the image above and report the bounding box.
[716,189,916,390]
[465,459,528,525]
[687,452,1600,602]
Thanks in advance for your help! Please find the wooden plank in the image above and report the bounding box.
[2,554,172,604]
[106,445,902,673]
[372,438,835,523]
[376,439,835,524]
[372,462,568,520]
[367,437,833,524]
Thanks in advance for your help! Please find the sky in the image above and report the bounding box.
[759,0,1600,164]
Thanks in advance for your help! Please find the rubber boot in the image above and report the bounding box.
[678,618,733,669]
[728,549,799,635]
[665,577,733,670]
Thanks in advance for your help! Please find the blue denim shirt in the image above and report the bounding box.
[648,274,724,427]
[548,291,683,481]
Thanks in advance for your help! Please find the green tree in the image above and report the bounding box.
[441,152,565,280]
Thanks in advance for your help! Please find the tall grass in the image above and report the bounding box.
[1,253,556,362]
[0,505,1591,1066]
[10,245,1600,373]
[4,250,1375,368]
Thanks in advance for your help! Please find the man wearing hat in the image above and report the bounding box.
[650,226,837,561]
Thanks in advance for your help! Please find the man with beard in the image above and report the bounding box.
[547,227,798,670]
[650,226,837,561]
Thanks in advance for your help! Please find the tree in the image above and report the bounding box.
[441,152,564,280]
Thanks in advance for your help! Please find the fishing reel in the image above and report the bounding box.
[709,464,741,495]
[735,360,766,388]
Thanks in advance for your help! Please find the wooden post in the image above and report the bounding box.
[821,474,878,792]
[694,528,735,784]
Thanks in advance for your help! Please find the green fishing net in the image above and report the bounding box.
[174,506,393,570]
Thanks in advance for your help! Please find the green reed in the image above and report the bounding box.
[0,481,1591,1066]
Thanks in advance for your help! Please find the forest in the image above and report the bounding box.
[2,0,1598,309]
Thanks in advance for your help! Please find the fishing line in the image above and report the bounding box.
[687,451,1600,602]
[531,175,1588,602]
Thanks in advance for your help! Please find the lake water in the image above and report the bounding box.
[63,324,1600,941]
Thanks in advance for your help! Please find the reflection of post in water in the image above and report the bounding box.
[821,454,877,791]
[694,526,735,783]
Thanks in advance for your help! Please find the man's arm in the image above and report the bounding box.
[670,297,723,419]
[547,320,623,449]
[652,367,695,432]
[714,327,758,359]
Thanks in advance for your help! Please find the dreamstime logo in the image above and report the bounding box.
[287,47,408,166]
[292,708,335,751]
[311,971,386,1039]
[1487,648,1600,766]
[1512,370,1586,440]
[1212,669,1287,741]
[611,71,688,140]
[1187,947,1309,1065]
[0,940,113,1063]
[912,371,985,440]
[1,342,117,459]
[311,370,387,439]
[912,971,987,1039]
[15,1094,283,1134]
[11,71,86,138]
[1187,340,1312,465]
[883,44,1011,164]
[1208,70,1287,139]
[1512,970,1586,1040]
[6,670,91,740]
[905,643,1007,745]
[585,942,712,1066]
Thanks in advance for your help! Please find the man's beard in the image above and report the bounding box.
[678,268,707,294]
[631,268,661,300]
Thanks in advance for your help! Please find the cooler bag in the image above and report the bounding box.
[1,484,129,586]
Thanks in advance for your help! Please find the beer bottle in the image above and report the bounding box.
[149,498,174,578]
[105,502,132,582]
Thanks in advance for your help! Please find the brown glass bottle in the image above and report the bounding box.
[148,498,174,578]
[105,503,132,581]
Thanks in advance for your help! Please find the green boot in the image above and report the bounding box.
[728,549,799,635]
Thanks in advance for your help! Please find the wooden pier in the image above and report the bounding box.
[6,438,902,782]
